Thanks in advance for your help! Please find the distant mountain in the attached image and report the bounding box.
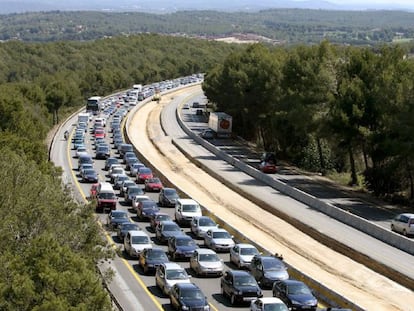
[0,0,412,14]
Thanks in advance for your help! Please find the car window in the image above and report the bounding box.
[131,236,150,244]
[199,254,219,262]
[166,269,187,280]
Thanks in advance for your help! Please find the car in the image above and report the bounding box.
[190,248,224,277]
[220,270,263,305]
[132,194,151,210]
[167,235,198,261]
[118,143,134,156]
[124,230,152,258]
[113,137,124,149]
[75,146,87,158]
[107,210,129,230]
[250,255,289,288]
[259,161,277,174]
[182,103,190,109]
[200,129,215,139]
[96,182,117,212]
[204,228,235,252]
[95,145,110,159]
[139,248,170,275]
[94,128,105,139]
[130,162,145,177]
[113,174,129,190]
[73,138,84,150]
[124,185,145,205]
[250,297,289,311]
[158,187,180,207]
[230,243,260,269]
[125,156,140,170]
[123,151,136,164]
[116,222,140,241]
[81,168,98,183]
[150,212,172,231]
[110,167,125,183]
[155,220,185,244]
[144,177,163,192]
[174,199,202,226]
[79,163,94,177]
[78,154,93,170]
[155,262,191,295]
[104,157,119,171]
[120,179,136,197]
[391,213,414,236]
[190,216,218,239]
[136,167,153,183]
[137,199,160,220]
[272,279,318,311]
[169,283,210,311]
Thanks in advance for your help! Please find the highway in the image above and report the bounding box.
[50,84,414,311]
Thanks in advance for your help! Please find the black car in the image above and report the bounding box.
[95,145,110,159]
[156,221,185,244]
[138,248,169,274]
[81,168,98,183]
[220,270,263,305]
[250,255,289,288]
[104,157,119,171]
[158,187,180,207]
[107,210,129,230]
[116,222,140,240]
[169,283,210,311]
[167,235,198,261]
[272,279,318,311]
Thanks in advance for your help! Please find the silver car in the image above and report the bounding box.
[230,243,260,269]
[391,213,414,236]
[155,262,191,295]
[190,248,223,277]
[190,216,218,238]
[204,228,235,252]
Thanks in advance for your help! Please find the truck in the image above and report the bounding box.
[208,112,232,138]
[77,112,90,125]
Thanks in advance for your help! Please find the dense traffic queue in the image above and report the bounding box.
[68,82,346,311]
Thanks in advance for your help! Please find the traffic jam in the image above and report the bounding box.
[67,78,342,311]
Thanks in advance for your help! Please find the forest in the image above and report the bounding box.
[203,42,414,202]
[0,9,414,45]
[0,33,238,309]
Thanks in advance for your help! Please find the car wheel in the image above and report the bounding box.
[230,294,237,305]
[143,265,148,274]
[391,224,395,232]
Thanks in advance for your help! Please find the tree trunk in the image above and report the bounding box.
[316,137,325,174]
[405,158,414,200]
[362,142,369,171]
[349,145,358,186]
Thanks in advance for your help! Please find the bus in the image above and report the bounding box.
[86,96,101,114]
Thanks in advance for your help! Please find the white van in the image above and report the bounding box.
[124,230,152,258]
[174,199,202,226]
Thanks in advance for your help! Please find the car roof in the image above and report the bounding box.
[399,213,414,218]
[128,230,148,237]
[177,198,198,204]
[236,243,257,248]
[256,297,285,304]
[229,269,251,276]
[162,262,182,269]
[174,283,199,290]
[174,235,192,240]
[195,248,217,255]
[208,227,228,233]
[278,279,305,286]
[161,220,178,226]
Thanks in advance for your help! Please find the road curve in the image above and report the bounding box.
[126,85,414,311]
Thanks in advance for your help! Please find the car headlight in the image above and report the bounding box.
[291,299,301,305]
[181,306,189,311]
[236,290,243,295]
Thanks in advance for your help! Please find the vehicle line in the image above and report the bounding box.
[66,126,165,311]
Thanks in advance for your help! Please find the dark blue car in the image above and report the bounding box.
[167,235,198,261]
[272,279,318,311]
[169,283,210,311]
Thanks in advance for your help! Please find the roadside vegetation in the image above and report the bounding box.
[203,42,414,203]
[0,33,237,309]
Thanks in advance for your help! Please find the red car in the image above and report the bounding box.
[94,128,106,139]
[144,177,163,192]
[259,161,277,174]
[136,167,153,183]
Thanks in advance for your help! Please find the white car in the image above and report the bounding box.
[204,228,235,252]
[391,213,414,236]
[124,230,152,258]
[155,262,191,295]
[190,248,223,277]
[250,297,288,311]
[230,243,260,269]
[174,198,202,226]
[190,216,218,238]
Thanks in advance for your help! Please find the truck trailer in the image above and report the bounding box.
[208,112,232,138]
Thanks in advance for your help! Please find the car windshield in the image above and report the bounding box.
[240,247,259,256]
[181,289,204,300]
[287,283,312,295]
[166,269,187,280]
[117,176,128,182]
[130,188,143,195]
[131,236,150,244]
[182,205,199,212]
[164,189,177,196]
[99,192,116,199]
[199,253,219,262]
[112,212,128,219]
[121,224,138,231]
[84,169,96,175]
[176,238,196,246]
[263,259,285,271]
[148,250,168,260]
[264,304,289,311]
[113,168,123,174]
[140,168,151,174]
[142,201,157,208]
[234,275,257,286]
[156,214,170,221]
[212,231,231,239]
[163,224,180,231]
[148,178,160,183]
[199,218,216,226]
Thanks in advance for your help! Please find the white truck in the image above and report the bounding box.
[77,112,90,125]
[208,112,232,138]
